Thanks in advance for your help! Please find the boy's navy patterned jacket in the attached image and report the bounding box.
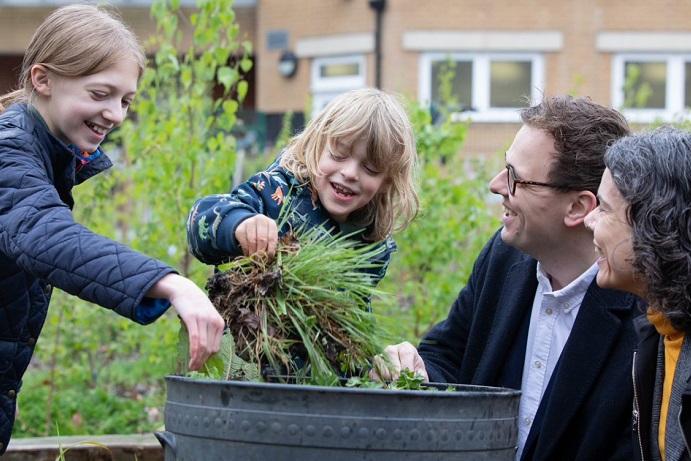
[187,156,397,288]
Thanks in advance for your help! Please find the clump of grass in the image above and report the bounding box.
[180,224,391,385]
[54,424,114,461]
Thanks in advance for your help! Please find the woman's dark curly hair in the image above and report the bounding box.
[606,126,691,332]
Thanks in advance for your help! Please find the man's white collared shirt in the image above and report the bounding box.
[514,262,598,461]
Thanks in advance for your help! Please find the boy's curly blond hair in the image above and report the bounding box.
[280,88,419,241]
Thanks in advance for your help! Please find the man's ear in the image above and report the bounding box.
[564,190,598,228]
[30,65,52,96]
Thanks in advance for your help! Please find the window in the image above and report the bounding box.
[419,53,545,122]
[311,55,366,114]
[612,54,691,122]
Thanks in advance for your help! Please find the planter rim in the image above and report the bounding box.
[161,374,520,459]
[164,374,521,398]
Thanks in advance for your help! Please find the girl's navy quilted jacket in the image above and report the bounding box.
[0,104,175,454]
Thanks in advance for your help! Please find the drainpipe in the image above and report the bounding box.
[369,0,386,89]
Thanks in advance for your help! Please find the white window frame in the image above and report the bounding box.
[310,55,366,114]
[418,52,545,123]
[612,54,691,123]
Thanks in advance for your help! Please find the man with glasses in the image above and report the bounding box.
[373,95,641,461]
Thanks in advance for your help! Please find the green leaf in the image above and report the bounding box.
[217,66,238,91]
[237,80,248,102]
[240,57,253,74]
[177,322,191,375]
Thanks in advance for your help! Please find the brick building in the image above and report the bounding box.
[1,0,690,157]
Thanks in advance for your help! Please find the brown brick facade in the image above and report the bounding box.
[1,0,690,158]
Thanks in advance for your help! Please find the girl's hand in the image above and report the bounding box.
[148,274,224,371]
[235,215,278,259]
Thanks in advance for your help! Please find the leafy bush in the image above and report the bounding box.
[13,1,501,441]
[377,150,500,340]
[13,0,249,439]
[377,71,500,340]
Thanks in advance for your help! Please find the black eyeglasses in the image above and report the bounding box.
[506,164,569,196]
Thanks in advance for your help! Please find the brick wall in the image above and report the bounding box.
[2,0,690,158]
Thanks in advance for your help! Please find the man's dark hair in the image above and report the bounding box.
[520,95,631,195]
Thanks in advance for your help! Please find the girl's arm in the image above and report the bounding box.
[146,273,224,371]
[0,133,223,371]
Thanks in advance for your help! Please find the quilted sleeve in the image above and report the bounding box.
[187,166,292,265]
[0,136,174,324]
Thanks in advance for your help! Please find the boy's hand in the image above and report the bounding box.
[236,215,278,259]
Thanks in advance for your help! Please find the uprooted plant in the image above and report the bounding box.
[178,223,392,385]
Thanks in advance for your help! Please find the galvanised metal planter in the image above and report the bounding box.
[156,375,520,460]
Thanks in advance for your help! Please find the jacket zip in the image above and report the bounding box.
[633,351,646,461]
[679,407,691,457]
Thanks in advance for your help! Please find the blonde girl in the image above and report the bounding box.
[0,5,224,453]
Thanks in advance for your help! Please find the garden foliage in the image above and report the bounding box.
[14,0,500,439]
[181,225,392,386]
[377,61,500,339]
[14,0,251,439]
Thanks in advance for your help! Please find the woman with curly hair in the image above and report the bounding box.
[584,125,691,461]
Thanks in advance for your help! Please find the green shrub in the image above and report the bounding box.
[13,0,248,439]
[377,96,500,340]
[13,3,502,440]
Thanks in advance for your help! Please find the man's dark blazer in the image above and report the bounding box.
[418,229,643,461]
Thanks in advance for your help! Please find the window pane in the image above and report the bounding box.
[319,63,359,78]
[431,60,472,112]
[624,61,666,109]
[490,61,531,108]
[685,62,691,109]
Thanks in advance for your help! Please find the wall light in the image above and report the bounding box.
[278,50,298,78]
